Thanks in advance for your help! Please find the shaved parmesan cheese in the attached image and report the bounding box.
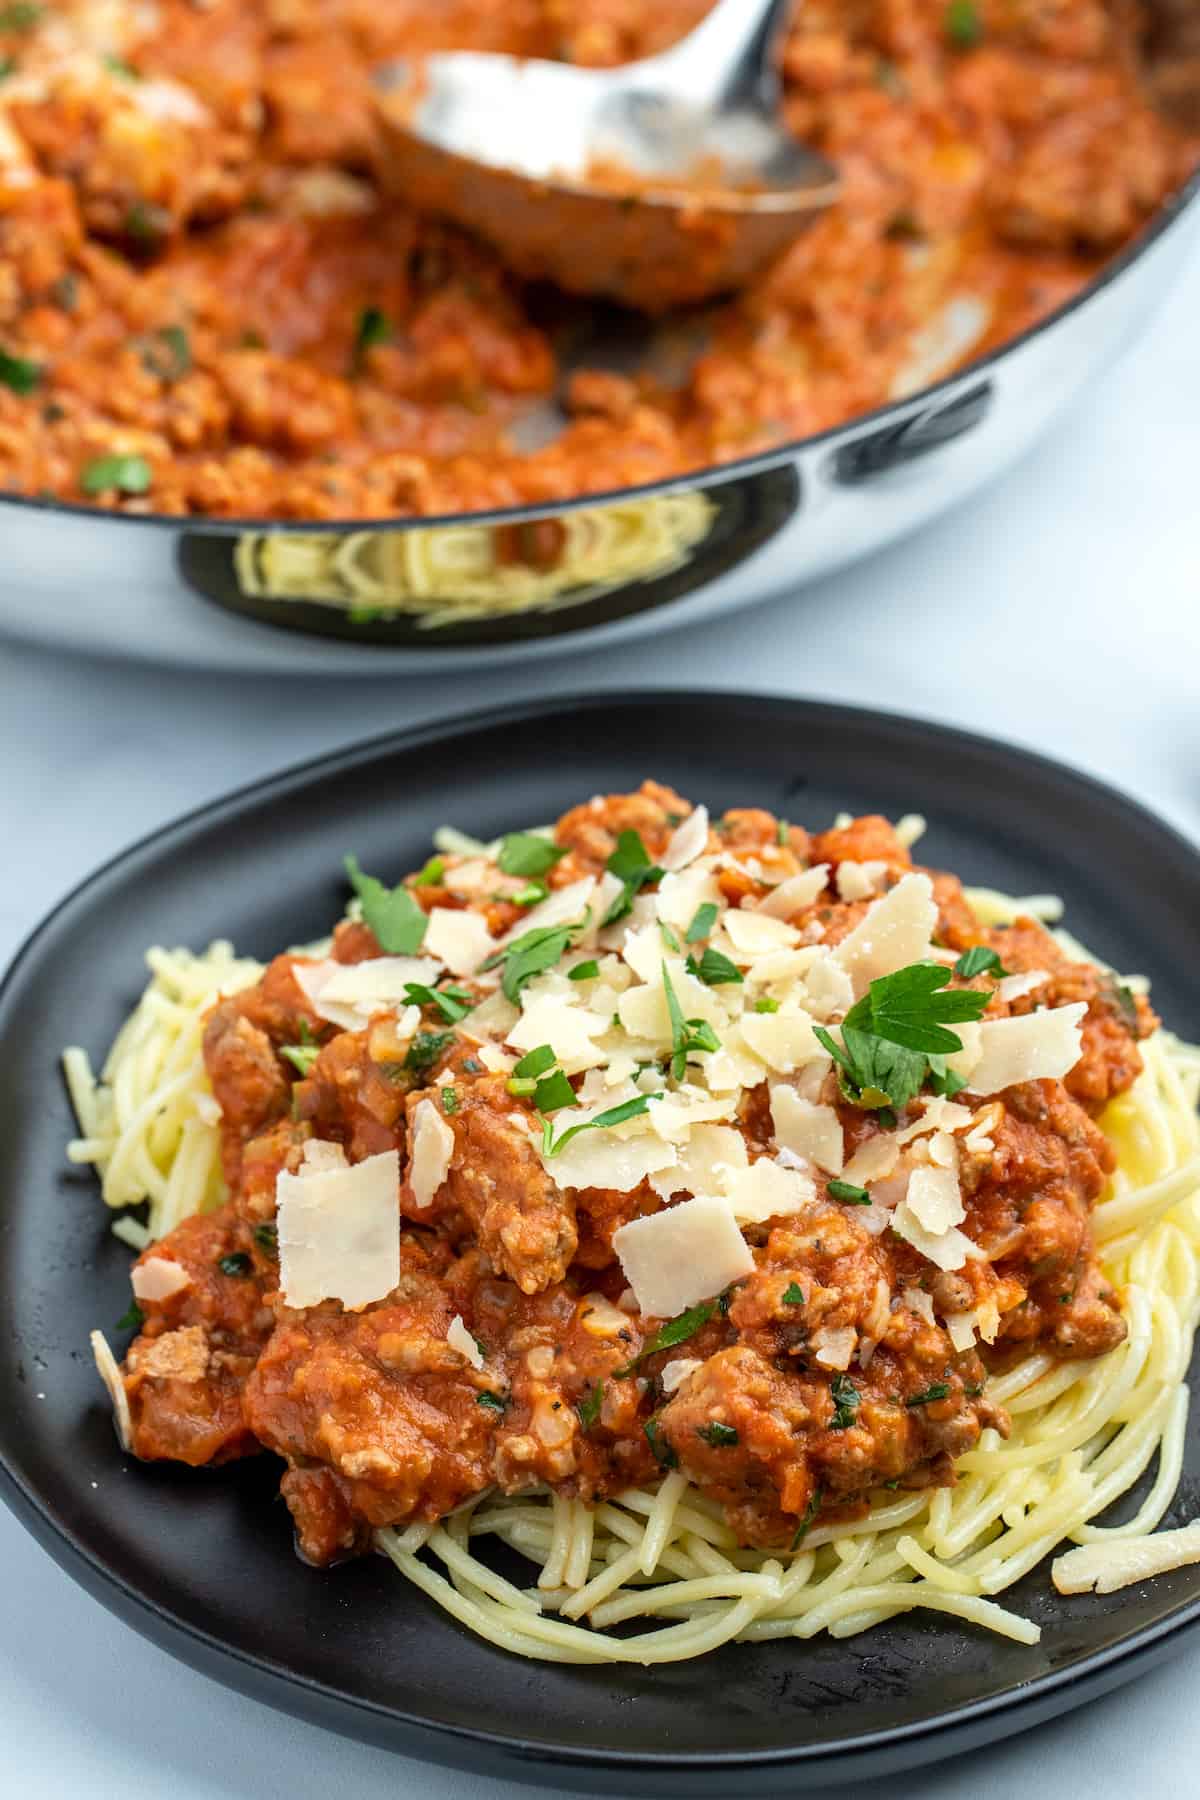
[510,992,608,1074]
[812,1325,857,1370]
[460,988,520,1041]
[302,1138,348,1173]
[442,856,499,898]
[579,1293,629,1338]
[131,1257,190,1303]
[476,1043,515,1074]
[726,1157,813,1224]
[905,1165,965,1235]
[424,907,495,975]
[756,865,829,920]
[661,1357,703,1394]
[617,961,723,1044]
[277,1148,400,1311]
[740,1007,820,1074]
[90,1329,133,1451]
[723,909,801,955]
[1052,1525,1200,1596]
[903,1286,936,1325]
[546,1128,678,1195]
[409,1098,455,1210]
[836,861,888,902]
[833,873,938,997]
[655,865,723,932]
[651,1123,748,1200]
[798,949,856,1022]
[947,1003,1087,1094]
[995,969,1050,1004]
[499,878,595,946]
[945,1312,978,1352]
[890,1201,982,1272]
[295,957,436,1032]
[841,1097,974,1185]
[771,1087,844,1174]
[613,1194,753,1318]
[447,1314,484,1370]
[661,806,709,871]
[645,1087,739,1142]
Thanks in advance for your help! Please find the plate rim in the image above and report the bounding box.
[2,686,1199,1784]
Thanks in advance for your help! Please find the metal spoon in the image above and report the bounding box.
[374,0,839,313]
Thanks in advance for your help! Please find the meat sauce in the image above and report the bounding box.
[0,1,1193,519]
[113,786,1155,1565]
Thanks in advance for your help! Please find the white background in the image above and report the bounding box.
[0,231,1196,1798]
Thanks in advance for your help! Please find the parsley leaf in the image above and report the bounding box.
[927,1056,968,1099]
[352,305,391,371]
[815,960,989,1110]
[344,854,428,953]
[534,1068,577,1115]
[440,1086,459,1115]
[781,1283,805,1305]
[404,1030,454,1072]
[218,1252,252,1277]
[497,832,566,879]
[514,1045,557,1079]
[413,855,445,886]
[686,948,743,988]
[483,921,579,1002]
[115,1300,144,1333]
[696,1422,738,1448]
[404,981,473,1024]
[253,1222,278,1255]
[476,1390,509,1413]
[944,0,982,48]
[568,959,600,982]
[0,346,40,394]
[954,945,1007,980]
[828,1373,860,1431]
[511,881,548,907]
[615,1300,715,1375]
[281,1040,319,1077]
[542,1094,651,1156]
[685,902,719,943]
[81,453,151,496]
[776,819,790,846]
[790,1487,823,1549]
[662,961,721,1080]
[575,1381,604,1433]
[0,3,42,29]
[828,1178,870,1205]
[604,831,663,924]
[907,1381,952,1407]
[644,1415,678,1469]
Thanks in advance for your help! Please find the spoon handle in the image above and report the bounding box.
[644,0,795,108]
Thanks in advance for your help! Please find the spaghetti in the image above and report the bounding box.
[65,847,1200,1663]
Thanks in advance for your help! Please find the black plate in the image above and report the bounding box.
[2,691,1198,1793]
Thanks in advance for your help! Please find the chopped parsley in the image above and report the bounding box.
[615,1299,715,1375]
[1102,975,1140,1032]
[218,1252,252,1277]
[81,453,152,496]
[927,1056,968,1099]
[644,1415,678,1469]
[696,1422,739,1448]
[828,1373,860,1431]
[685,902,719,943]
[497,832,566,879]
[352,305,391,371]
[0,347,40,394]
[533,1068,577,1115]
[575,1381,604,1433]
[462,1057,483,1074]
[790,1488,823,1549]
[660,921,682,953]
[954,945,1007,980]
[483,921,579,1002]
[103,52,140,78]
[776,819,790,846]
[512,1045,557,1079]
[413,855,445,886]
[662,961,721,1080]
[404,1030,455,1072]
[253,1222,278,1255]
[141,324,191,382]
[511,881,548,907]
[344,854,428,953]
[907,1381,952,1407]
[125,200,167,243]
[115,1300,144,1333]
[0,4,43,29]
[440,1086,459,1115]
[686,948,743,988]
[568,959,600,983]
[281,1039,319,1078]
[754,997,781,1014]
[476,1390,509,1413]
[541,1094,651,1157]
[403,981,474,1024]
[603,830,663,925]
[944,0,983,48]
[828,1179,870,1206]
[814,960,989,1111]
[781,1282,805,1306]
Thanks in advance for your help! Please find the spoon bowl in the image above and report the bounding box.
[373,0,838,312]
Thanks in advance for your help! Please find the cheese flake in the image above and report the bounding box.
[612,1194,754,1318]
[660,1357,703,1394]
[498,877,595,946]
[833,872,938,997]
[409,1097,455,1210]
[510,991,609,1074]
[277,1147,400,1310]
[725,1157,814,1224]
[723,909,801,955]
[770,1087,844,1174]
[905,1164,965,1235]
[740,1006,821,1074]
[655,865,723,932]
[424,907,495,974]
[755,864,829,920]
[836,860,889,902]
[545,1127,678,1195]
[90,1329,133,1451]
[295,956,438,1032]
[131,1257,190,1303]
[1052,1525,1200,1596]
[447,1314,484,1370]
[890,1201,982,1272]
[661,806,709,871]
[948,1003,1087,1094]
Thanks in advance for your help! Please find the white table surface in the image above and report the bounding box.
[2,230,1197,1798]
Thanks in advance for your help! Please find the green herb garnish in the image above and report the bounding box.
[352,305,391,371]
[253,1222,278,1255]
[828,1373,860,1431]
[0,4,43,30]
[142,324,191,382]
[954,945,1007,979]
[754,997,781,1014]
[497,832,566,879]
[814,960,989,1111]
[568,959,600,982]
[405,1030,454,1072]
[125,200,167,243]
[828,1179,870,1205]
[615,1299,715,1375]
[534,1068,577,1115]
[483,921,579,1003]
[660,921,682,953]
[781,1283,805,1305]
[944,0,982,48]
[404,981,473,1024]
[513,1045,557,1079]
[115,1300,144,1332]
[603,830,663,925]
[542,1094,651,1157]
[344,854,428,953]
[686,948,743,988]
[790,1487,823,1549]
[440,1086,459,1115]
[907,1381,952,1407]
[511,881,548,907]
[662,961,721,1080]
[0,347,40,394]
[776,819,790,846]
[281,1039,319,1077]
[685,902,719,943]
[575,1381,604,1433]
[81,453,152,496]
[927,1056,968,1099]
[696,1422,738,1448]
[103,52,140,78]
[413,855,445,886]
[218,1252,252,1277]
[476,1390,509,1413]
[644,1415,678,1469]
